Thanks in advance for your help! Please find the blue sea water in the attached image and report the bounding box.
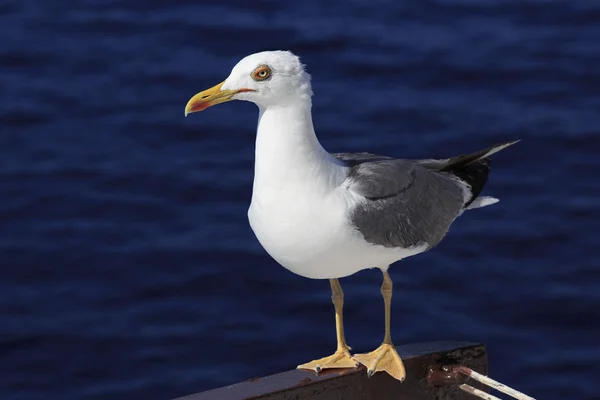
[1,1,599,399]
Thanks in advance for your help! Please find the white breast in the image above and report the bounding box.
[248,183,349,278]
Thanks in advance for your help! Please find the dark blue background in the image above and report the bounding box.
[1,1,599,399]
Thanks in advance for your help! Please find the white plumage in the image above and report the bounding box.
[246,87,428,279]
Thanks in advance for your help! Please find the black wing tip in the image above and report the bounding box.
[442,139,519,171]
[454,139,519,206]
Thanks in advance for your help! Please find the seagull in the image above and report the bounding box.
[184,50,517,381]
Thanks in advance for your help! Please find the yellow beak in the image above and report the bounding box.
[184,81,253,116]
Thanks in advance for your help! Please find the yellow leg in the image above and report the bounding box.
[353,270,406,381]
[297,279,358,373]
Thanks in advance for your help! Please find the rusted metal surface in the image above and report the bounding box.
[173,341,487,400]
[427,364,471,386]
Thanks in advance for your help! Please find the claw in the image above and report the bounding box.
[298,348,359,373]
[354,343,406,381]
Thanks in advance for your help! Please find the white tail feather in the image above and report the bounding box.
[466,196,499,210]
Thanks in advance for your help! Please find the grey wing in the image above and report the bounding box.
[342,158,467,249]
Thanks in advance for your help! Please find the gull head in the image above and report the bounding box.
[185,50,312,116]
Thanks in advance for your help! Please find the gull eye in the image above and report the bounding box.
[252,65,271,81]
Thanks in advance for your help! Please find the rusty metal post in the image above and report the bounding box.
[173,341,488,400]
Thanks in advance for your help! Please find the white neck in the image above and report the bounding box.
[252,102,344,194]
